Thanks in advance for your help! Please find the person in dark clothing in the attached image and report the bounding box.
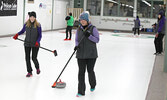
[13,11,42,77]
[74,12,99,97]
[154,12,166,55]
[133,16,141,35]
[64,12,74,40]
[152,23,157,32]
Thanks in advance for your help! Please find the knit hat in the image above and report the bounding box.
[28,11,36,18]
[158,12,164,16]
[79,12,89,22]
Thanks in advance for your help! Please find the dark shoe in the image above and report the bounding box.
[26,73,32,77]
[154,53,158,55]
[154,52,162,56]
[157,53,162,56]
[37,69,40,74]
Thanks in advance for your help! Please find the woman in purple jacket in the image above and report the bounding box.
[13,11,42,77]
[74,12,99,97]
[154,12,166,55]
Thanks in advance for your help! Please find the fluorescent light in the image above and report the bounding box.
[107,0,119,4]
[142,0,151,7]
[121,3,134,9]
[129,5,134,9]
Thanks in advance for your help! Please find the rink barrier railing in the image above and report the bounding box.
[67,8,83,21]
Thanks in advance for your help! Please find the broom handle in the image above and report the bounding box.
[54,50,76,83]
[54,35,85,83]
[17,38,53,52]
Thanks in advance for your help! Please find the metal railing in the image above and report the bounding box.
[67,8,83,21]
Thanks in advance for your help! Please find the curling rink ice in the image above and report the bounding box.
[0,30,155,100]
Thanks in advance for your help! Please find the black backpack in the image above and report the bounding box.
[65,16,70,20]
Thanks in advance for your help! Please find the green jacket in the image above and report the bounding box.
[67,16,74,26]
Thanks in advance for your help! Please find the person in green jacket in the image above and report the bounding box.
[64,12,74,40]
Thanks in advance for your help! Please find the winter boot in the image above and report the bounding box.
[37,69,40,74]
[76,93,84,97]
[90,88,95,92]
[26,73,32,77]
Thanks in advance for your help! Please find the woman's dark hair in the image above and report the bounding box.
[69,13,72,16]
[137,16,139,19]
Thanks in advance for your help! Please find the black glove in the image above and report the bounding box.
[74,46,78,51]
[85,30,91,37]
